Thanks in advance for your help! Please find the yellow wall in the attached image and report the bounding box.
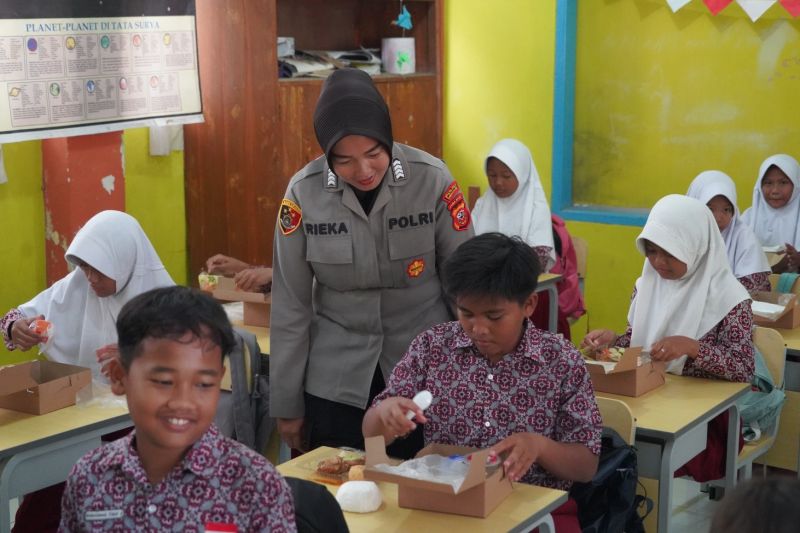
[444,1,799,341]
[0,129,187,365]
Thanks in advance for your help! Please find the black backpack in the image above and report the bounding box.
[569,427,652,533]
[285,477,349,533]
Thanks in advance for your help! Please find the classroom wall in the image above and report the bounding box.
[0,129,187,365]
[444,1,799,340]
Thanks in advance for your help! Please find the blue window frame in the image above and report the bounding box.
[551,0,648,226]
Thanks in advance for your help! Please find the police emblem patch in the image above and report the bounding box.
[278,198,302,235]
[441,181,471,231]
[407,258,425,278]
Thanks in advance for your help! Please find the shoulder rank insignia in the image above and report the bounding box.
[326,169,338,188]
[391,158,406,182]
[441,181,471,231]
[278,198,302,235]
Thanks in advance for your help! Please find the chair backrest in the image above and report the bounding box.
[596,397,635,445]
[753,326,787,386]
[573,236,588,284]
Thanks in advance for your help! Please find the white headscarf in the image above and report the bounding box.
[741,154,800,248]
[18,211,174,376]
[686,171,770,278]
[628,195,750,375]
[472,139,556,270]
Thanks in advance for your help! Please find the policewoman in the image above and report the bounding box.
[270,69,474,454]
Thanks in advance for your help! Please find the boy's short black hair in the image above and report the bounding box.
[442,232,541,304]
[116,286,236,369]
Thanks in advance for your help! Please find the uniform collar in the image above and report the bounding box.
[323,143,410,193]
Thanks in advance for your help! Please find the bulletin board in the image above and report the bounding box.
[569,0,800,214]
[0,0,201,142]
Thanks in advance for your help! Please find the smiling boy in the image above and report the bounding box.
[363,232,601,532]
[59,286,296,532]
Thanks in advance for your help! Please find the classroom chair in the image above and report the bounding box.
[596,396,636,445]
[737,326,787,479]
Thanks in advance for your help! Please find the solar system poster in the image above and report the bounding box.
[0,1,201,141]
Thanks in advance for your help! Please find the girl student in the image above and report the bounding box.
[741,154,800,273]
[686,170,771,294]
[583,194,754,481]
[472,138,584,338]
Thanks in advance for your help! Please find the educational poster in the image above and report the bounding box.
[0,1,200,140]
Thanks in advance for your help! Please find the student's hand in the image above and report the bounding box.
[234,267,273,292]
[10,315,45,351]
[375,396,427,438]
[278,417,306,451]
[785,244,800,272]
[650,336,700,361]
[489,432,548,482]
[205,254,250,277]
[581,329,617,352]
[96,343,119,378]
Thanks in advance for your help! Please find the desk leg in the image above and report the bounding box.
[724,403,741,494]
[518,513,555,533]
[657,439,675,533]
[546,285,558,333]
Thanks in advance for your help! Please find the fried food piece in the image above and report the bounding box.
[348,465,366,480]
[317,456,349,475]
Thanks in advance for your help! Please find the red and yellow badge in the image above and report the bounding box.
[441,181,463,209]
[278,198,302,236]
[406,258,425,278]
[449,198,471,231]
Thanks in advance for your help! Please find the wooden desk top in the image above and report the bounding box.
[0,399,129,456]
[596,375,750,439]
[278,447,566,532]
[537,273,562,285]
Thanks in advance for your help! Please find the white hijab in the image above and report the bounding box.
[741,154,800,248]
[686,170,770,278]
[18,211,174,376]
[472,139,556,270]
[629,195,750,375]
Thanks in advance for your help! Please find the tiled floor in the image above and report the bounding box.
[669,478,721,533]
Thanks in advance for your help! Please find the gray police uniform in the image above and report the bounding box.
[270,143,474,419]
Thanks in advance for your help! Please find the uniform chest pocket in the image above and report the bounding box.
[306,235,353,264]
[388,226,435,260]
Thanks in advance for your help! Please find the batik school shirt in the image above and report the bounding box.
[59,424,296,533]
[372,320,602,491]
[614,292,755,383]
[738,272,771,296]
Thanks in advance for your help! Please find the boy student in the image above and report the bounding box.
[59,286,296,532]
[363,233,601,532]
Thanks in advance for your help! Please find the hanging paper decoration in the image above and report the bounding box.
[779,0,800,16]
[737,0,777,22]
[703,0,735,14]
[392,5,413,31]
[666,0,797,20]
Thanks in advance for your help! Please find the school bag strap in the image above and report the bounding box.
[776,272,800,294]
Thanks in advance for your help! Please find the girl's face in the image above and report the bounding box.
[486,157,519,198]
[644,240,687,280]
[707,195,734,232]
[761,165,794,209]
[78,262,117,297]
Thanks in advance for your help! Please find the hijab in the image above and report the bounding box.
[686,171,770,278]
[472,139,556,270]
[18,211,174,376]
[741,154,800,248]
[629,195,750,375]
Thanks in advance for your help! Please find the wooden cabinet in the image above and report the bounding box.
[184,0,443,281]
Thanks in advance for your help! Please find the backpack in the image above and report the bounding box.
[569,427,651,533]
[285,477,349,533]
[215,328,274,453]
[738,347,786,442]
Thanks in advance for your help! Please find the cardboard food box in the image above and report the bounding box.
[207,276,271,328]
[0,360,91,415]
[752,291,800,329]
[585,346,666,397]
[363,436,513,518]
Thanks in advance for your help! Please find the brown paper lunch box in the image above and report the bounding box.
[752,291,800,329]
[0,360,91,415]
[209,276,271,328]
[585,346,666,397]
[363,435,513,518]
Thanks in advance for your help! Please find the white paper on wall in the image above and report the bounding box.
[0,145,8,184]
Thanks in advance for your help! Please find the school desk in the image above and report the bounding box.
[763,327,800,475]
[596,375,749,533]
[536,273,562,333]
[277,446,567,533]
[0,399,130,533]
